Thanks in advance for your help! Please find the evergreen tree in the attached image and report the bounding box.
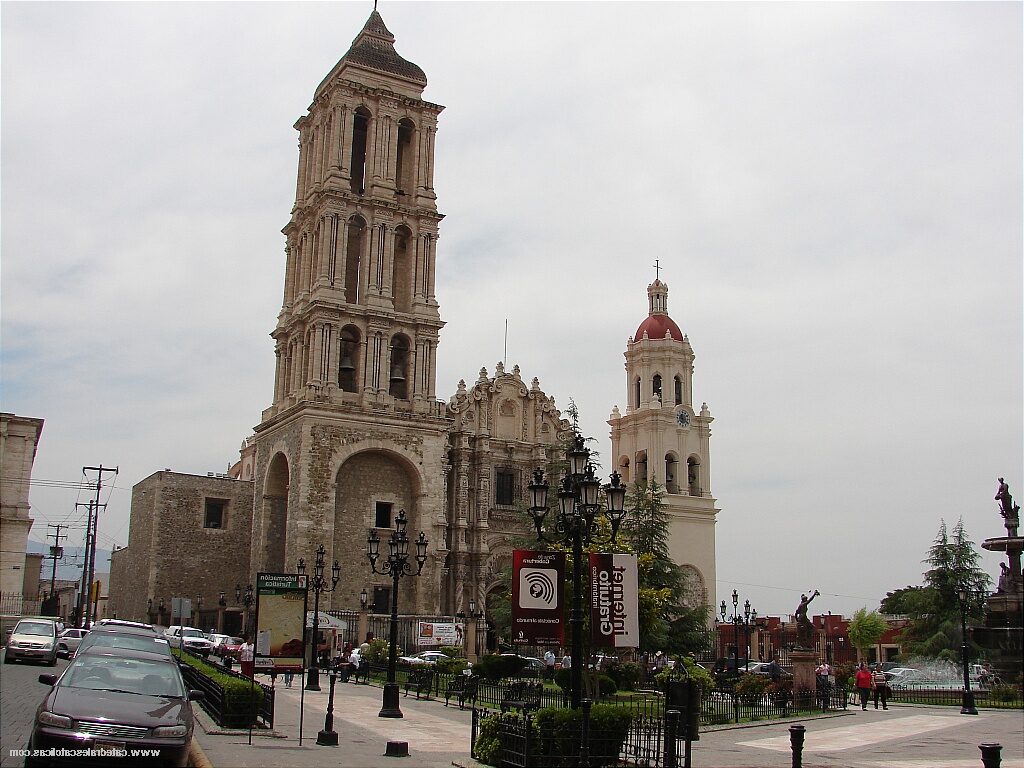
[887,518,991,661]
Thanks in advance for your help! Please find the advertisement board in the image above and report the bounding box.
[416,621,464,647]
[589,553,640,648]
[254,573,308,671]
[511,549,565,646]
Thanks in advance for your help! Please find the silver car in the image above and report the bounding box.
[4,618,58,666]
[56,628,89,658]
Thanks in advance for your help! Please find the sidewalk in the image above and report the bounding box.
[192,674,487,768]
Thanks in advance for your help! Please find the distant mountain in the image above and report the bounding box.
[27,539,113,582]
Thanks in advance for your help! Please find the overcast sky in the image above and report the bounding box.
[3,1,1020,620]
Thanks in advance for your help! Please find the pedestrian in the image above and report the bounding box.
[239,635,255,679]
[872,663,889,710]
[560,653,572,670]
[655,651,666,672]
[854,662,872,710]
[347,646,361,682]
[815,660,832,707]
[283,667,294,688]
[766,655,782,683]
[543,649,556,679]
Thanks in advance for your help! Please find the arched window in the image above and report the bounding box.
[389,334,410,399]
[395,119,415,196]
[633,377,641,409]
[635,451,648,483]
[687,456,701,496]
[338,325,361,393]
[350,107,371,194]
[618,456,630,484]
[392,225,412,313]
[345,215,366,304]
[674,375,683,405]
[665,453,679,494]
[652,375,662,402]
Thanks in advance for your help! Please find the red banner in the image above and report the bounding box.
[511,550,565,646]
[589,553,640,648]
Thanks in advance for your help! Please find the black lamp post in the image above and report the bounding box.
[957,587,978,715]
[526,434,628,710]
[297,544,341,692]
[236,583,254,636]
[720,591,754,675]
[367,508,428,718]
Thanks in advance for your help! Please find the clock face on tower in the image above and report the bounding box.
[676,410,691,428]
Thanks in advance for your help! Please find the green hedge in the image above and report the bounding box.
[474,654,528,681]
[173,650,264,727]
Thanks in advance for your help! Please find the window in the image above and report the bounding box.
[652,375,662,401]
[339,325,360,392]
[495,469,514,506]
[204,499,227,529]
[374,501,393,529]
[350,108,370,194]
[674,376,683,406]
[372,586,391,614]
[389,335,410,399]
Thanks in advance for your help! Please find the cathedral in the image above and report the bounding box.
[109,10,718,632]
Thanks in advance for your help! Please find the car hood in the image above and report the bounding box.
[50,687,191,727]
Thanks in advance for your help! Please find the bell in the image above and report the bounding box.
[339,351,355,372]
[389,361,405,382]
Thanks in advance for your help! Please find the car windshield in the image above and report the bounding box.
[16,621,54,637]
[229,637,244,644]
[181,629,205,639]
[81,633,171,656]
[64,655,185,697]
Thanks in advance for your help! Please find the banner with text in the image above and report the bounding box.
[417,621,465,647]
[511,549,565,646]
[254,572,308,671]
[589,553,639,648]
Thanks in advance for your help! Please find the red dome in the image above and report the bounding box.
[635,314,683,342]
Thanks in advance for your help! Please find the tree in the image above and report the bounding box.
[885,518,991,661]
[847,607,888,661]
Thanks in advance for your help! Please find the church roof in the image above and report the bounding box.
[634,278,684,341]
[635,314,684,342]
[339,11,427,87]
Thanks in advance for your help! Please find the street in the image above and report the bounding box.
[0,651,68,767]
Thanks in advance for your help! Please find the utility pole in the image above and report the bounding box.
[76,465,118,629]
[76,501,96,628]
[44,524,67,616]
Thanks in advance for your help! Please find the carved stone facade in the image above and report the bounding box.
[443,364,569,616]
[608,279,719,613]
[0,413,43,596]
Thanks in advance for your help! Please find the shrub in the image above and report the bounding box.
[989,683,1020,703]
[474,654,528,681]
[436,644,464,658]
[734,673,772,705]
[362,638,397,665]
[604,661,642,691]
[656,656,715,699]
[173,650,264,726]
[474,711,530,766]
[535,704,633,767]
[833,662,856,687]
[554,667,571,691]
[435,656,469,675]
[596,674,617,697]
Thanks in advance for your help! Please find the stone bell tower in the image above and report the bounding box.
[608,276,718,613]
[249,10,451,613]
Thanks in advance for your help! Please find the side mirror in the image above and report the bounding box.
[187,690,205,702]
[39,674,58,686]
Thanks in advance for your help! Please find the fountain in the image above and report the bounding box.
[975,479,1023,683]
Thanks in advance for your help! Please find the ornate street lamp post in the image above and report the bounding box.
[957,587,979,715]
[526,433,628,710]
[367,509,428,718]
[297,544,341,691]
[720,591,754,675]
[236,583,254,636]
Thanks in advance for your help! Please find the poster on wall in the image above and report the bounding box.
[511,549,565,646]
[254,573,308,671]
[589,553,640,648]
[416,621,464,647]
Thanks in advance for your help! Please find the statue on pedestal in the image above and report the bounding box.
[794,589,820,648]
[996,478,1020,537]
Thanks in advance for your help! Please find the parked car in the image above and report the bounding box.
[741,661,773,675]
[218,636,245,660]
[95,618,154,631]
[164,626,214,657]
[76,625,172,659]
[399,650,450,666]
[499,654,547,677]
[883,667,921,688]
[4,617,58,666]
[28,647,203,767]
[56,628,89,658]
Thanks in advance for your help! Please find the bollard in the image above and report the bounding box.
[664,709,680,768]
[384,741,409,757]
[789,724,806,768]
[979,743,1002,768]
[316,669,339,746]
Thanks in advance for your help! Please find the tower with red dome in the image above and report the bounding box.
[608,277,718,615]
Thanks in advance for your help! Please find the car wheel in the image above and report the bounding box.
[47,655,57,667]
[3,653,12,664]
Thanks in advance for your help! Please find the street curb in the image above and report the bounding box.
[188,737,214,768]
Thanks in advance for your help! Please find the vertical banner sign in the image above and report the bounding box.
[511,550,565,646]
[254,573,308,671]
[589,553,640,648]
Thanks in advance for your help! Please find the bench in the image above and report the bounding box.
[500,681,543,712]
[352,663,370,685]
[445,674,480,710]
[403,668,435,699]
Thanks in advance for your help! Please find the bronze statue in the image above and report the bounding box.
[795,589,820,648]
[996,478,1013,518]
